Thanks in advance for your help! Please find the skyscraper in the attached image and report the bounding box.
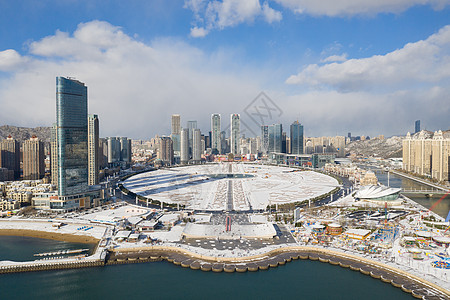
[158,136,173,165]
[56,77,88,197]
[261,125,269,154]
[51,124,58,187]
[120,137,131,165]
[88,114,99,185]
[187,120,197,158]
[231,114,240,155]
[171,114,181,155]
[268,124,282,153]
[171,114,181,135]
[0,136,20,180]
[23,136,45,180]
[180,128,189,164]
[193,129,202,162]
[290,121,304,155]
[107,137,121,165]
[415,120,421,134]
[211,113,221,154]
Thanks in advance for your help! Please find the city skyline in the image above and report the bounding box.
[0,2,449,139]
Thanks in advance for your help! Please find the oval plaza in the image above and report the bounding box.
[123,163,339,211]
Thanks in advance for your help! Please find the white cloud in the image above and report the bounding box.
[262,1,283,23]
[190,26,209,38]
[287,25,450,92]
[0,21,262,138]
[320,53,348,63]
[185,0,282,37]
[0,20,448,139]
[274,0,449,16]
[0,49,28,71]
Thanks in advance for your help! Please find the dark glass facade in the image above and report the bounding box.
[268,124,282,153]
[56,77,88,196]
[290,121,304,155]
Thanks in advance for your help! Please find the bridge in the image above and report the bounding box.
[401,188,448,195]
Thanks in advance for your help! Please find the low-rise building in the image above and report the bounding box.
[0,199,20,211]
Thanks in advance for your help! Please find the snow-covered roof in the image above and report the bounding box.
[127,216,143,225]
[354,185,401,200]
[115,230,131,238]
[345,229,370,237]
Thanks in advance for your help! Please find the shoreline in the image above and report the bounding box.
[110,245,450,297]
[0,229,448,298]
[0,229,100,245]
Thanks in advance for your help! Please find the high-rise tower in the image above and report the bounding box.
[211,113,221,154]
[180,128,189,164]
[88,114,99,185]
[23,136,45,180]
[0,136,20,180]
[56,77,88,196]
[230,114,240,155]
[290,121,304,155]
[171,114,181,155]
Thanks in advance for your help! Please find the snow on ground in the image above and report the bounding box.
[123,163,339,211]
[144,226,183,242]
[183,223,276,239]
[0,219,107,240]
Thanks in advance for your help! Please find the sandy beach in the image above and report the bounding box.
[0,229,99,244]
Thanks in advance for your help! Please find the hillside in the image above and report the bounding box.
[345,136,403,158]
[0,125,52,143]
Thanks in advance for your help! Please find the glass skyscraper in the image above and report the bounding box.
[290,121,304,155]
[56,77,88,197]
[268,123,282,153]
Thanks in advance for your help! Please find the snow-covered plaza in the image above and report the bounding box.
[123,163,339,211]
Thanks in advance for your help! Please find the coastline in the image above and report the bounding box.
[110,244,450,297]
[0,227,448,298]
[0,229,100,244]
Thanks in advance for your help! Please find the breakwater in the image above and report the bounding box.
[104,246,449,299]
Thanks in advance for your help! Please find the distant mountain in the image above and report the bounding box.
[345,136,403,158]
[0,125,51,144]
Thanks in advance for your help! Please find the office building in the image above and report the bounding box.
[88,114,99,185]
[0,136,20,180]
[211,113,221,154]
[290,121,304,155]
[120,137,131,165]
[55,77,88,197]
[23,136,45,180]
[268,124,282,154]
[231,114,240,155]
[415,120,421,134]
[107,137,121,165]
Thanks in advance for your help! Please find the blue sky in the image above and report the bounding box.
[0,0,449,138]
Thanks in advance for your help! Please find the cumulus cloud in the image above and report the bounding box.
[190,26,209,38]
[274,0,449,16]
[185,0,282,37]
[286,25,450,92]
[0,20,448,138]
[0,20,262,138]
[0,49,28,71]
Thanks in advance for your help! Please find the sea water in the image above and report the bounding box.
[0,237,411,300]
